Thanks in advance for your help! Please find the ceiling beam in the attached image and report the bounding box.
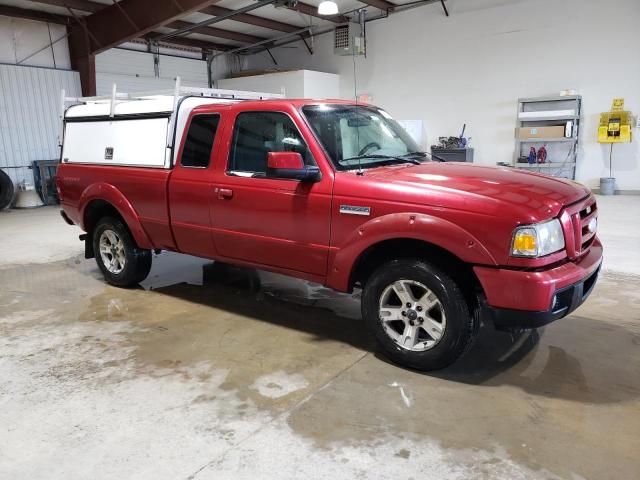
[8,1,228,96]
[288,2,348,23]
[0,4,71,25]
[12,3,233,53]
[167,20,266,44]
[209,25,311,60]
[28,0,264,44]
[157,0,276,41]
[27,0,348,30]
[141,33,230,52]
[358,0,396,11]
[200,5,299,33]
[71,0,222,55]
[25,0,103,14]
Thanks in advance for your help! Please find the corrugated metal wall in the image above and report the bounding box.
[96,49,208,95]
[0,49,238,187]
[0,64,81,186]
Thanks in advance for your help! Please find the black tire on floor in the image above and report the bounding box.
[361,258,477,371]
[0,169,14,210]
[92,216,152,287]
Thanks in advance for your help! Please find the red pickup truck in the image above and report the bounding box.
[57,90,602,371]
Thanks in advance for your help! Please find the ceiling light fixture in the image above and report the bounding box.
[318,1,339,15]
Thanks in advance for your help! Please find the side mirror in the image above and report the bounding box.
[267,152,320,182]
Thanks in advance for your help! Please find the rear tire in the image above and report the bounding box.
[92,216,152,287]
[0,169,14,210]
[362,258,477,371]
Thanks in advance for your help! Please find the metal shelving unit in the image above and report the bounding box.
[514,95,581,179]
[516,162,576,168]
[516,137,575,143]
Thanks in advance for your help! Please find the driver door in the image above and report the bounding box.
[211,108,332,277]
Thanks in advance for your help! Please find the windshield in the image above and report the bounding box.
[302,104,423,171]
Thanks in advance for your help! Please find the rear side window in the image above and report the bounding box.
[181,114,220,168]
[228,111,313,175]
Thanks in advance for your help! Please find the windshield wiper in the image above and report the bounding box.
[405,151,447,162]
[340,154,422,166]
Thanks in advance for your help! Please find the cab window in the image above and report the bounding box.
[181,114,220,168]
[228,111,313,176]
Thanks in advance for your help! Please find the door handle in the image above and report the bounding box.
[217,188,233,200]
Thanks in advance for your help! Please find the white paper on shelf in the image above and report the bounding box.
[519,110,576,119]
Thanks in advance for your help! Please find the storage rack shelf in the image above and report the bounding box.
[516,137,576,143]
[517,115,579,122]
[516,163,576,168]
[518,94,582,103]
[513,95,581,180]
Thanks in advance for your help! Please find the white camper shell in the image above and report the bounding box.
[60,79,284,169]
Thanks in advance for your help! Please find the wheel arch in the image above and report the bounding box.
[80,183,153,250]
[349,238,484,309]
[327,212,495,306]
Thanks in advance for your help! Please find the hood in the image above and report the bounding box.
[339,162,590,222]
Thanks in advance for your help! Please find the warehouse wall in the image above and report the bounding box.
[247,0,640,192]
[0,16,70,69]
[0,64,81,186]
[0,17,80,187]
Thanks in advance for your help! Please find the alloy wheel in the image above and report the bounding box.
[99,229,126,274]
[378,279,447,351]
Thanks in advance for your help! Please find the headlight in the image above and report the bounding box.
[511,219,565,257]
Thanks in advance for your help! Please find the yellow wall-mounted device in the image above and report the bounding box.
[598,98,633,143]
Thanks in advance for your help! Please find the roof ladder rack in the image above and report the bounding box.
[59,76,286,147]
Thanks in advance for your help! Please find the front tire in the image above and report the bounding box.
[362,258,477,371]
[92,216,152,287]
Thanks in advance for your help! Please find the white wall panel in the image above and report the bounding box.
[96,74,177,97]
[247,0,640,191]
[217,70,339,99]
[159,55,209,86]
[96,49,208,95]
[218,70,306,97]
[0,64,81,186]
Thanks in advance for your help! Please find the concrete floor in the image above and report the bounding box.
[1,195,639,479]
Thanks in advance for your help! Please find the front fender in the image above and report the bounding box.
[326,212,497,292]
[79,183,153,249]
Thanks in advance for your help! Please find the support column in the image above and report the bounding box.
[71,54,96,97]
[68,25,96,96]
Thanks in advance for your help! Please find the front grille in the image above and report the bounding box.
[561,196,597,259]
[581,234,595,251]
[577,199,597,252]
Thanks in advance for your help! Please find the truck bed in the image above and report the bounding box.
[58,163,175,250]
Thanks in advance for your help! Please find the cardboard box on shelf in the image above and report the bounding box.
[517,126,566,139]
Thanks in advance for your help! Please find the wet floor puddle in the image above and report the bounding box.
[1,253,639,479]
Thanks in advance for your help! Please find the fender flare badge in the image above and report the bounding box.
[339,205,371,216]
